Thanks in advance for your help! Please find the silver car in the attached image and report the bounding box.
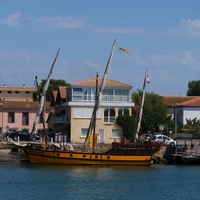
[153,134,176,146]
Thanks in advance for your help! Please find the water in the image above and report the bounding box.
[0,163,199,200]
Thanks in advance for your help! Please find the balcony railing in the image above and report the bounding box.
[72,94,131,102]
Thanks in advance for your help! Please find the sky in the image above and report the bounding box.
[1,0,200,96]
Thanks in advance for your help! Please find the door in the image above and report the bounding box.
[98,129,105,143]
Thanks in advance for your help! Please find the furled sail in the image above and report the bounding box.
[30,48,60,139]
[135,67,148,140]
[84,39,116,148]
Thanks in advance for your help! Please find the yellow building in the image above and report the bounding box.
[51,78,134,144]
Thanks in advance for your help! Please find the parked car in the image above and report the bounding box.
[7,131,40,141]
[152,134,176,146]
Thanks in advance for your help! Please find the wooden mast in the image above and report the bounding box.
[135,67,148,140]
[30,48,60,141]
[92,72,99,147]
[84,39,116,148]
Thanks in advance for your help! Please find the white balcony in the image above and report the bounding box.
[72,94,131,102]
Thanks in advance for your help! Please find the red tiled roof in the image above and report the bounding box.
[162,96,197,107]
[71,78,132,88]
[0,86,37,92]
[3,101,52,111]
[58,86,67,99]
[52,91,58,101]
[178,97,200,107]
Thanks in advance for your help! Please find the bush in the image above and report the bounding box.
[116,115,136,142]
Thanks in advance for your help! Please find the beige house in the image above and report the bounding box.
[51,78,135,144]
[0,85,51,134]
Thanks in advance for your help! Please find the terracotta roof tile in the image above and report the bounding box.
[162,96,197,106]
[3,101,52,111]
[0,86,37,92]
[58,86,67,99]
[71,78,132,88]
[52,91,58,101]
[178,97,200,106]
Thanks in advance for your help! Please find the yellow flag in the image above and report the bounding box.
[119,47,131,55]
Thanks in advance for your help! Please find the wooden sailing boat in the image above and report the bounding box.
[18,41,160,166]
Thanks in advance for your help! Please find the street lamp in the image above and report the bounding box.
[0,98,5,135]
[175,103,178,138]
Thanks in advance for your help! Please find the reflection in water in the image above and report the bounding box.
[0,163,200,200]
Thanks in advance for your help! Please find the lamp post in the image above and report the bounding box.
[175,103,178,138]
[0,98,5,136]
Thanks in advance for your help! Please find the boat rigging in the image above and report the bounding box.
[30,48,60,141]
[84,39,116,149]
[135,67,148,140]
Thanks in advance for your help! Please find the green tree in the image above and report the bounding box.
[183,118,200,138]
[34,79,70,102]
[132,90,172,133]
[116,115,136,141]
[187,80,200,96]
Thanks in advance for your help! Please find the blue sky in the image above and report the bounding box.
[1,0,200,96]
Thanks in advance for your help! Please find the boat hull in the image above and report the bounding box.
[22,148,153,166]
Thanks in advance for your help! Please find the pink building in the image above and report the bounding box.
[0,85,52,134]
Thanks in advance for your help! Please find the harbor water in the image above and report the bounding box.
[0,163,200,200]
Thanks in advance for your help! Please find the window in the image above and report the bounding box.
[73,88,83,101]
[112,129,121,138]
[22,112,29,125]
[118,108,129,116]
[81,128,88,137]
[115,89,128,95]
[102,89,113,95]
[115,90,129,101]
[83,89,92,100]
[8,112,15,123]
[104,108,115,123]
[74,107,100,118]
[26,91,30,94]
[74,108,82,118]
[102,89,113,101]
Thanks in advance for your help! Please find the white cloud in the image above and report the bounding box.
[147,54,173,67]
[170,19,200,38]
[0,49,50,87]
[95,27,143,34]
[38,15,84,29]
[179,50,200,69]
[0,11,21,26]
[95,19,200,38]
[84,61,99,67]
[145,49,200,71]
[63,60,69,65]
[180,19,200,29]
